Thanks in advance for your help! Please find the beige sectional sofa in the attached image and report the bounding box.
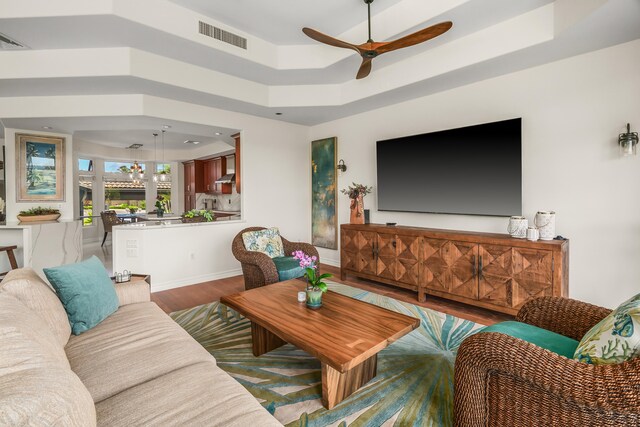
[0,268,283,426]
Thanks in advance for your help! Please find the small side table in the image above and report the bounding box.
[111,274,151,288]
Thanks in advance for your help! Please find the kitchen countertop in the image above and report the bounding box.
[114,217,243,230]
[0,219,81,228]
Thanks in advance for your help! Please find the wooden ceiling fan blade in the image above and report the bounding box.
[302,27,360,52]
[375,21,453,54]
[356,58,373,80]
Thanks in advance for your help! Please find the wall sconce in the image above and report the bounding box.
[337,159,347,172]
[619,123,638,157]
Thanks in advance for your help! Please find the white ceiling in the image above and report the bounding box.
[169,0,406,45]
[0,0,638,147]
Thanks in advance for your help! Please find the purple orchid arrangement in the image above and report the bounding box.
[292,251,331,292]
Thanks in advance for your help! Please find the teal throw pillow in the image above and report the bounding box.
[574,293,640,365]
[44,256,119,335]
[242,227,285,258]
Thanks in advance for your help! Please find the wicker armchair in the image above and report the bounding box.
[454,296,640,426]
[100,210,124,247]
[232,227,319,290]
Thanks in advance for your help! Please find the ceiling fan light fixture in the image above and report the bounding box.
[302,0,452,79]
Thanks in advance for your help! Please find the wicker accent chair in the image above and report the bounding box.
[232,227,319,290]
[454,296,640,426]
[100,210,124,247]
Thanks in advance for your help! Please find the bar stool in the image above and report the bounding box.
[0,245,18,279]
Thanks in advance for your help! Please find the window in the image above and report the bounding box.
[78,158,94,227]
[104,179,146,214]
[104,161,145,175]
[156,163,171,174]
[103,161,147,214]
[78,158,93,172]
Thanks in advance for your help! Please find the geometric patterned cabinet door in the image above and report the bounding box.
[395,234,421,287]
[420,238,478,301]
[340,229,376,277]
[478,244,553,310]
[376,232,397,281]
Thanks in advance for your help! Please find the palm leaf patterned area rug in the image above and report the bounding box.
[170,282,484,427]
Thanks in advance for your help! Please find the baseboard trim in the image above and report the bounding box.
[322,258,340,268]
[151,268,242,293]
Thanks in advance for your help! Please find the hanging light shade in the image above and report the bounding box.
[129,160,143,182]
[619,123,638,157]
[159,129,171,182]
[152,133,160,182]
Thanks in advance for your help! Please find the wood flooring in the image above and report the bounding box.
[151,264,513,325]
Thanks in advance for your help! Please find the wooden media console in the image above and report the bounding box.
[340,223,569,316]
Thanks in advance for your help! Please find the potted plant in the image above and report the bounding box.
[292,251,332,309]
[128,206,138,215]
[154,196,165,218]
[341,183,373,224]
[17,206,61,223]
[181,209,215,223]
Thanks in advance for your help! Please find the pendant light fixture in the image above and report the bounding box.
[152,132,160,182]
[129,160,144,183]
[159,129,171,182]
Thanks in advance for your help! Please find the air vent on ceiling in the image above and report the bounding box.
[0,32,27,50]
[127,144,143,149]
[198,21,247,50]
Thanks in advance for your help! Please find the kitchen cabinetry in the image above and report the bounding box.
[203,157,225,194]
[232,133,241,194]
[341,224,568,315]
[182,160,205,210]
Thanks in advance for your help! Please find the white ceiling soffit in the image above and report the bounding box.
[0,0,556,85]
[1,115,238,149]
[0,0,638,126]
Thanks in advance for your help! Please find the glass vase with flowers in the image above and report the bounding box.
[292,251,332,309]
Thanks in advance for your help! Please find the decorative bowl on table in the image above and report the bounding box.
[17,207,61,223]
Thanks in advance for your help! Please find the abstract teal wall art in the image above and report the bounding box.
[17,133,65,201]
[311,137,337,249]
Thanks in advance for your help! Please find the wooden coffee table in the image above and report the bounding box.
[221,280,420,409]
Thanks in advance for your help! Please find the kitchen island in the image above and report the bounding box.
[112,215,244,291]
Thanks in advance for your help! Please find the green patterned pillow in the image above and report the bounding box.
[242,227,285,258]
[574,294,640,365]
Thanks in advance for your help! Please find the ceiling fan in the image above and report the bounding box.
[302,0,453,79]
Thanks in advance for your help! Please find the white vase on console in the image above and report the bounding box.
[507,216,528,239]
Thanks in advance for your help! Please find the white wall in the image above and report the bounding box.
[3,128,75,220]
[310,39,640,308]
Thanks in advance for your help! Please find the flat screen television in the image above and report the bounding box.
[376,118,522,217]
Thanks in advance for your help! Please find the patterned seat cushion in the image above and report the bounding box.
[272,256,305,281]
[574,293,640,365]
[242,227,285,258]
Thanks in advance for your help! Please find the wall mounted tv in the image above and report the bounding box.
[376,118,522,217]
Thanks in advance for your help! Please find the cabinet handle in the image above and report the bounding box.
[471,255,477,277]
[478,255,483,280]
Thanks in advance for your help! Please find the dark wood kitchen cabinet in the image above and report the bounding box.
[182,160,205,210]
[203,157,224,194]
[232,133,241,194]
